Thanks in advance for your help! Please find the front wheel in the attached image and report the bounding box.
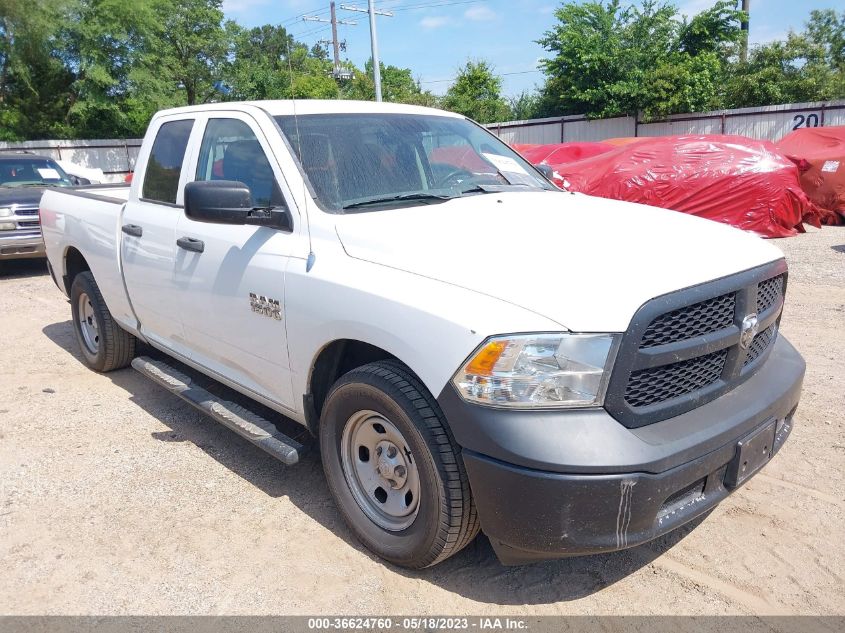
[70,271,136,372]
[319,361,479,568]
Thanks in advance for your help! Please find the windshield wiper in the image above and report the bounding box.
[458,183,533,195]
[342,192,454,211]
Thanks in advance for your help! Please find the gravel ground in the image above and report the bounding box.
[0,226,843,616]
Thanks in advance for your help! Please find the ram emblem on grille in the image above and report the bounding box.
[740,313,760,349]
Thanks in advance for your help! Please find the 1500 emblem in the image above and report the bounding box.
[249,293,282,320]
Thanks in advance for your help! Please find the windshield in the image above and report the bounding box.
[274,113,554,212]
[0,157,73,188]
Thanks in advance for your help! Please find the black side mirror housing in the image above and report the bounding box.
[184,180,292,231]
[535,164,555,181]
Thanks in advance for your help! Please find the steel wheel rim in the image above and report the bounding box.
[77,292,99,355]
[340,409,421,531]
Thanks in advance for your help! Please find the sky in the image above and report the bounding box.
[222,0,841,98]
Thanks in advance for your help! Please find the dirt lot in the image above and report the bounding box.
[1,226,843,616]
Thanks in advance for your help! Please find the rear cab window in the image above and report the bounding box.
[142,119,194,205]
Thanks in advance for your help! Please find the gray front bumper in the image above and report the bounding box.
[437,335,805,563]
[0,235,45,259]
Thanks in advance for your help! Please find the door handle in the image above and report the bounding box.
[177,236,204,253]
[121,224,143,237]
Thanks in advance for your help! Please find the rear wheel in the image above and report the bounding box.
[320,360,479,568]
[70,271,136,372]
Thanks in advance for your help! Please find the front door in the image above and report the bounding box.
[174,113,305,411]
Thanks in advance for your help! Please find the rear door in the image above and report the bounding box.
[120,116,196,355]
[174,111,307,411]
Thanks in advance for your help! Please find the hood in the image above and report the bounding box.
[334,191,785,332]
[0,187,46,208]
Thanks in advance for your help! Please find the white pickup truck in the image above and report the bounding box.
[41,100,805,568]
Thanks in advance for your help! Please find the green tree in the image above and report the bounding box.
[61,0,175,137]
[536,0,743,119]
[441,60,511,123]
[507,90,540,121]
[806,9,845,68]
[224,24,344,101]
[152,0,230,106]
[677,0,745,56]
[725,10,845,107]
[0,0,75,139]
[342,59,437,106]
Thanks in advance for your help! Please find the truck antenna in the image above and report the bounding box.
[285,38,315,267]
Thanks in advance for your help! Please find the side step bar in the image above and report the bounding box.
[131,356,304,465]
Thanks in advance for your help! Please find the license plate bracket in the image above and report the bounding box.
[725,420,777,488]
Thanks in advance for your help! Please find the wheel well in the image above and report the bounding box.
[64,247,90,294]
[307,339,399,430]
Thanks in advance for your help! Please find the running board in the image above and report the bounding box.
[131,356,303,465]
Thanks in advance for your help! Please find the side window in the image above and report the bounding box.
[195,118,283,208]
[142,119,194,204]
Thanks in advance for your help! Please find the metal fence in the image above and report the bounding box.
[487,100,845,145]
[2,99,844,177]
[0,138,143,182]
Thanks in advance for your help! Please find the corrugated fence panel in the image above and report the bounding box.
[0,138,143,181]
[495,122,561,145]
[562,117,634,142]
[489,100,845,145]
[724,109,803,141]
[638,117,722,137]
[827,108,845,127]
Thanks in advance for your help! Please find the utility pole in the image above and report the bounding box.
[341,3,394,102]
[740,0,750,63]
[303,3,357,79]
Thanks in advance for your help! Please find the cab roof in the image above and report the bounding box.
[155,100,465,120]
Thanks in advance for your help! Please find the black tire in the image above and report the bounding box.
[319,360,479,568]
[70,271,136,372]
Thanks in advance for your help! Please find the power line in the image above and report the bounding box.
[279,4,330,26]
[304,2,358,79]
[340,2,395,102]
[419,68,541,85]
[294,24,333,39]
[390,0,487,11]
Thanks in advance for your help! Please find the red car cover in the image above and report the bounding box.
[776,126,845,225]
[513,142,615,166]
[538,135,816,238]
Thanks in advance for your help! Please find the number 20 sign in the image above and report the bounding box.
[792,112,821,130]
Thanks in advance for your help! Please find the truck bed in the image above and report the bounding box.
[40,183,137,332]
[58,183,131,204]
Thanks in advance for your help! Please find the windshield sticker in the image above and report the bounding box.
[821,160,840,173]
[481,152,536,186]
[37,168,61,180]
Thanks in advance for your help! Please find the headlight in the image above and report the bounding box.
[0,208,12,218]
[452,333,619,408]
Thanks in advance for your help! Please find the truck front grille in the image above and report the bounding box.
[1,206,42,239]
[604,263,786,428]
[757,275,784,313]
[743,323,777,368]
[624,349,728,408]
[640,293,735,348]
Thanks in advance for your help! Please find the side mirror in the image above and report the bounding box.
[184,180,292,231]
[535,164,555,181]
